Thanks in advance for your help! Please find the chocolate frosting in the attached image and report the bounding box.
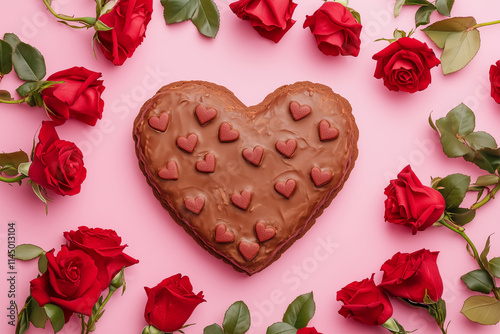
[133,81,359,275]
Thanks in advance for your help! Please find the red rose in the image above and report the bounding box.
[384,165,445,234]
[42,67,105,126]
[144,274,205,332]
[30,246,102,321]
[372,37,440,93]
[28,121,86,196]
[303,2,362,57]
[337,275,393,326]
[64,226,139,290]
[230,0,297,43]
[379,249,443,303]
[97,0,153,65]
[489,60,500,103]
[297,327,322,334]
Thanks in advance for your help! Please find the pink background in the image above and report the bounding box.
[1,0,500,333]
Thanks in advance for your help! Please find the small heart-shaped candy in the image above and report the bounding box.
[242,146,264,166]
[231,190,251,210]
[158,161,178,180]
[318,120,339,141]
[196,153,216,173]
[255,222,276,242]
[239,241,260,261]
[148,113,169,132]
[274,179,297,199]
[311,167,333,187]
[184,196,205,214]
[275,139,297,158]
[195,105,217,125]
[215,224,235,243]
[289,101,312,121]
[177,133,198,153]
[219,122,240,142]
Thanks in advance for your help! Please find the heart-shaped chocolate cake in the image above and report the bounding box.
[133,81,358,275]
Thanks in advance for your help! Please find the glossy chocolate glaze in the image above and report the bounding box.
[133,81,359,275]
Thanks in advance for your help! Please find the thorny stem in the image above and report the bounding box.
[42,0,96,26]
[440,218,500,300]
[471,19,500,30]
[471,182,500,210]
[0,97,26,104]
[0,174,27,183]
[83,289,115,334]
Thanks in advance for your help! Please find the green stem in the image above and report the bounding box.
[440,219,500,300]
[84,289,115,334]
[0,97,26,104]
[471,182,500,210]
[472,19,500,29]
[0,174,27,183]
[42,0,96,25]
[80,315,85,334]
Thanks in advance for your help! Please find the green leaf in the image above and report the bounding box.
[16,81,42,97]
[480,235,492,271]
[28,297,47,329]
[460,269,494,294]
[203,324,224,334]
[266,322,297,334]
[0,151,29,176]
[191,0,220,38]
[441,28,480,75]
[464,147,500,174]
[11,42,46,81]
[435,103,476,157]
[162,0,220,38]
[282,292,315,329]
[489,257,500,278]
[38,252,48,274]
[14,244,44,260]
[43,304,65,333]
[3,33,21,49]
[0,39,13,75]
[0,90,11,100]
[415,4,436,27]
[347,7,361,24]
[394,0,405,17]
[436,174,470,209]
[222,301,251,334]
[447,207,476,226]
[435,0,455,16]
[16,306,30,334]
[423,16,476,49]
[475,175,500,187]
[461,295,500,325]
[464,131,498,150]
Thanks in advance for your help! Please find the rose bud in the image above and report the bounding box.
[230,0,297,43]
[373,37,440,93]
[144,274,205,333]
[379,249,443,303]
[384,165,445,234]
[337,275,393,326]
[64,226,139,290]
[297,327,322,334]
[97,0,153,65]
[30,246,102,322]
[303,2,362,57]
[28,121,87,196]
[489,60,500,104]
[42,67,105,126]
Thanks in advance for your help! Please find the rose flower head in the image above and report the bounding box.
[303,1,362,57]
[42,67,105,126]
[144,274,205,333]
[380,249,443,303]
[337,274,393,326]
[97,0,153,65]
[373,37,440,93]
[28,121,87,196]
[230,0,297,43]
[384,165,445,234]
[64,226,139,290]
[489,60,500,104]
